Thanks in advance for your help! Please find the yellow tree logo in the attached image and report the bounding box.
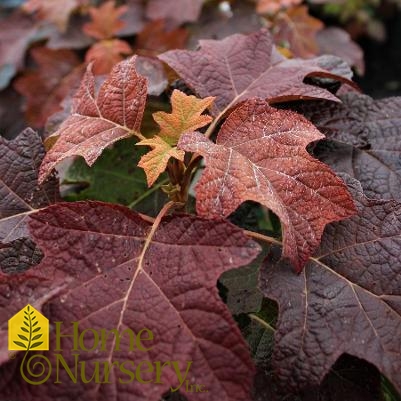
[8,304,49,351]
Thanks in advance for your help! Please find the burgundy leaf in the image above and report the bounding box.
[0,128,59,251]
[146,0,204,26]
[294,93,401,201]
[317,27,365,75]
[0,238,43,275]
[260,175,401,395]
[160,29,355,117]
[178,99,356,271]
[0,201,260,400]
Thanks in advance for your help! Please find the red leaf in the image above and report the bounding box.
[14,47,84,128]
[0,201,260,400]
[85,39,132,75]
[135,19,189,56]
[271,5,323,58]
[260,175,401,395]
[178,99,356,271]
[38,56,147,183]
[160,29,355,117]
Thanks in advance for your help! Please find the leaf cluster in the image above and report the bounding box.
[0,2,401,401]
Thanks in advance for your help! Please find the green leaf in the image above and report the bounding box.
[24,315,28,321]
[13,341,27,348]
[23,321,29,327]
[18,334,28,342]
[30,342,43,349]
[21,327,29,333]
[30,311,34,315]
[219,244,268,315]
[24,311,28,316]
[27,305,30,312]
[32,327,40,333]
[382,375,401,401]
[63,139,149,205]
[32,321,38,327]
[32,316,36,321]
[32,334,42,341]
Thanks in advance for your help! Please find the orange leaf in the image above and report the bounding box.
[272,5,324,58]
[85,39,132,75]
[137,136,185,186]
[137,90,214,186]
[83,1,128,40]
[153,90,214,143]
[256,0,302,15]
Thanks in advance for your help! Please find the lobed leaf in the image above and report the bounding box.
[0,129,59,272]
[85,39,133,75]
[160,29,355,118]
[294,93,401,201]
[82,1,128,40]
[260,175,401,395]
[138,90,214,186]
[178,99,356,271]
[135,20,189,56]
[38,56,147,183]
[271,5,323,58]
[0,201,260,400]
